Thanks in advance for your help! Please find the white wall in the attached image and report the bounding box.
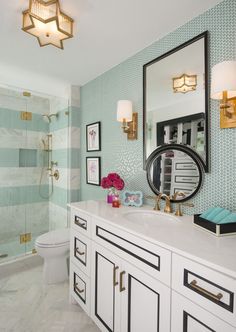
[0,62,71,98]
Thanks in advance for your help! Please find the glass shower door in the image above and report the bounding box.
[0,89,28,261]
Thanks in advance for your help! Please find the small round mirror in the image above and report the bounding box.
[146,144,204,202]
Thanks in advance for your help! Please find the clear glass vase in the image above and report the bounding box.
[107,187,119,204]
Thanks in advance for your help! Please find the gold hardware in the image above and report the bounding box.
[122,112,138,140]
[161,194,172,213]
[20,233,32,244]
[20,111,32,121]
[146,194,162,211]
[32,248,37,254]
[220,93,236,128]
[50,169,59,180]
[119,271,126,292]
[75,283,84,294]
[23,91,31,97]
[76,249,85,256]
[190,280,223,301]
[175,202,194,217]
[113,266,119,287]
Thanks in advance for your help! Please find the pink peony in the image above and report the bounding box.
[101,177,112,189]
[107,173,120,181]
[113,178,124,190]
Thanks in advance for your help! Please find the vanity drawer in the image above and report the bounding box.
[70,262,90,315]
[174,175,199,184]
[71,208,91,237]
[93,219,171,286]
[171,291,236,332]
[70,228,91,276]
[175,162,198,171]
[172,253,236,327]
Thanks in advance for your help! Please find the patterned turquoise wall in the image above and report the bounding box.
[80,0,236,213]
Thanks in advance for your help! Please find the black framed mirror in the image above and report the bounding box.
[146,144,204,202]
[143,31,209,171]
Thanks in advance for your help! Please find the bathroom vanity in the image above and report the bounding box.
[69,200,236,332]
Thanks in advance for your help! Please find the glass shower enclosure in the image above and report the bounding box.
[0,86,69,262]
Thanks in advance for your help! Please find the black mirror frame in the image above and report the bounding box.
[143,31,209,172]
[146,144,204,203]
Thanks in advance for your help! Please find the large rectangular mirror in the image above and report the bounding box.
[143,31,209,171]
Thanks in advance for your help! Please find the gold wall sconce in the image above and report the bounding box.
[172,74,197,93]
[22,0,74,49]
[117,100,138,140]
[211,61,236,129]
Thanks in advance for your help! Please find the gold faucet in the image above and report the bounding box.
[173,192,194,216]
[146,194,162,211]
[160,194,172,213]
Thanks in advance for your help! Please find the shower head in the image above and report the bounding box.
[42,113,58,123]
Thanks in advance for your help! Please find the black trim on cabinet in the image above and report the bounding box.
[73,272,86,304]
[74,237,87,266]
[74,215,87,230]
[95,251,115,332]
[96,226,160,271]
[183,269,234,312]
[128,274,160,332]
[183,311,215,332]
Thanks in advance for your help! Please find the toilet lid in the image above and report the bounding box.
[36,229,70,246]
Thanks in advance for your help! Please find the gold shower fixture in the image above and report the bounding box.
[22,0,74,49]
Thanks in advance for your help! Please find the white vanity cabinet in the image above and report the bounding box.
[91,242,170,332]
[69,202,236,332]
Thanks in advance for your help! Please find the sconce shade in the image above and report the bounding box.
[211,61,236,99]
[117,100,133,122]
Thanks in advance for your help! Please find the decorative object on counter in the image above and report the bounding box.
[86,122,101,151]
[116,100,138,140]
[194,214,236,237]
[122,191,143,207]
[112,196,121,208]
[86,157,101,186]
[101,172,124,203]
[211,61,236,129]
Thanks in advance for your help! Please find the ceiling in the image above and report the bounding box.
[0,0,222,86]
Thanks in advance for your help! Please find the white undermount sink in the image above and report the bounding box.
[122,209,180,226]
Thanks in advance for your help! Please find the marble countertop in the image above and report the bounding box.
[69,200,236,279]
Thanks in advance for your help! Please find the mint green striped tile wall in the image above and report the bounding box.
[80,0,236,214]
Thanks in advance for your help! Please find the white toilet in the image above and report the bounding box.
[35,228,70,284]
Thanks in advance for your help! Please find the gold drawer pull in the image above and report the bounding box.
[190,280,223,301]
[75,219,86,229]
[75,283,84,294]
[76,248,85,256]
[120,271,126,292]
[113,266,119,287]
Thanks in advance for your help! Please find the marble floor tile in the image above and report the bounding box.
[0,257,100,332]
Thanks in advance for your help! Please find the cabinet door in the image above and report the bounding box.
[120,260,171,332]
[171,291,236,332]
[91,242,121,332]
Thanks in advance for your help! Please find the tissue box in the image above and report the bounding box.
[194,214,236,237]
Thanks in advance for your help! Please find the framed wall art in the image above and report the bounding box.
[86,121,101,152]
[86,157,101,186]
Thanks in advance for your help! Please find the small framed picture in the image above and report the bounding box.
[86,157,101,186]
[86,122,101,152]
[122,191,143,207]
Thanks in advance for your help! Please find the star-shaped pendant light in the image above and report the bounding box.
[22,0,74,49]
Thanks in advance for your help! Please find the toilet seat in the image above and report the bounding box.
[35,229,70,248]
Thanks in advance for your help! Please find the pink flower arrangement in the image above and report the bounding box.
[101,173,124,191]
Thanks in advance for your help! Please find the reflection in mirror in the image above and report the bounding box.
[144,32,208,170]
[146,145,203,202]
